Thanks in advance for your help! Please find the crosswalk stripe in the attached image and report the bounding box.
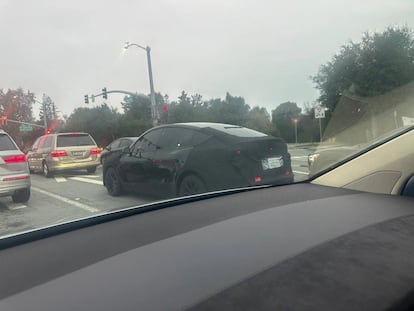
[69,177,103,185]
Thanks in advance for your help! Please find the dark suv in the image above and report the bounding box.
[103,123,293,197]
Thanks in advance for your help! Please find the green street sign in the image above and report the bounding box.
[19,125,33,132]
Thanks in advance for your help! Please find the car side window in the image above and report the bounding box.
[37,136,47,149]
[43,136,53,149]
[108,139,121,150]
[157,128,194,150]
[31,137,41,151]
[119,139,132,148]
[132,130,161,155]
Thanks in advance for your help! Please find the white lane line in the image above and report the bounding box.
[31,186,99,213]
[293,170,309,175]
[82,175,100,178]
[291,156,309,159]
[55,177,67,183]
[69,177,103,185]
[8,204,27,210]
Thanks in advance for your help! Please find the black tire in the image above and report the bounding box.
[42,161,52,178]
[12,188,30,203]
[87,166,97,174]
[178,174,207,196]
[104,167,123,196]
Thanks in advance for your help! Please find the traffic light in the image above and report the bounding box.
[1,116,7,126]
[84,95,89,104]
[46,128,51,135]
[102,88,108,100]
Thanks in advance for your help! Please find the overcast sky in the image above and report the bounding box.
[0,0,413,117]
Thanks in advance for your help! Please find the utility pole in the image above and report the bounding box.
[124,42,157,126]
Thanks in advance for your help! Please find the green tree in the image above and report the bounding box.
[39,94,57,129]
[245,106,276,135]
[0,88,36,148]
[63,104,120,147]
[118,94,153,137]
[313,26,414,111]
[207,93,250,125]
[271,102,301,143]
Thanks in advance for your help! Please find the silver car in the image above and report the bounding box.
[0,130,31,203]
[27,132,100,177]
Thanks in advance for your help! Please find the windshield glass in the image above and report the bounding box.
[0,0,413,238]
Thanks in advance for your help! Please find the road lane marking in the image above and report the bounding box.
[8,204,27,210]
[293,170,309,175]
[31,186,99,213]
[291,156,309,159]
[69,177,103,185]
[82,175,100,178]
[55,177,67,183]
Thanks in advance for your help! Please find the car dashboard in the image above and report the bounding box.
[0,182,414,310]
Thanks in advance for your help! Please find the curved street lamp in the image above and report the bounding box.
[124,42,157,126]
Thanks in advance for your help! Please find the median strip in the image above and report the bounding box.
[31,186,100,213]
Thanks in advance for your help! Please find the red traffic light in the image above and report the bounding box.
[163,105,168,111]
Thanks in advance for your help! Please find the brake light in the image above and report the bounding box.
[90,148,101,155]
[285,170,290,176]
[3,155,26,163]
[51,150,67,157]
[3,175,29,181]
[254,176,262,183]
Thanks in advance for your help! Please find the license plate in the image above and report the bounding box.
[72,151,84,157]
[262,157,283,170]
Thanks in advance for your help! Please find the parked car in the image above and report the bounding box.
[103,123,293,197]
[100,137,138,165]
[27,132,101,177]
[0,130,31,203]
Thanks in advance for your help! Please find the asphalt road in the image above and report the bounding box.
[0,146,314,237]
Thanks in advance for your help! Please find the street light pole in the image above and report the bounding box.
[124,42,157,126]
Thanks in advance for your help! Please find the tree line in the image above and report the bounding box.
[1,25,413,149]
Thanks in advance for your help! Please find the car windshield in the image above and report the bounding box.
[0,1,413,238]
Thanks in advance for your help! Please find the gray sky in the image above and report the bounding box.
[1,0,413,117]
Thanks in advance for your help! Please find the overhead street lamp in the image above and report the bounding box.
[124,41,157,126]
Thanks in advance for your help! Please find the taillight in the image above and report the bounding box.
[3,155,26,163]
[90,148,101,155]
[51,150,67,157]
[254,176,262,183]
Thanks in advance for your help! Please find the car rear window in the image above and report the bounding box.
[57,134,95,147]
[219,126,267,138]
[0,134,18,151]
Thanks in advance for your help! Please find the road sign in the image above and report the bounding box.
[314,106,325,119]
[19,125,33,132]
